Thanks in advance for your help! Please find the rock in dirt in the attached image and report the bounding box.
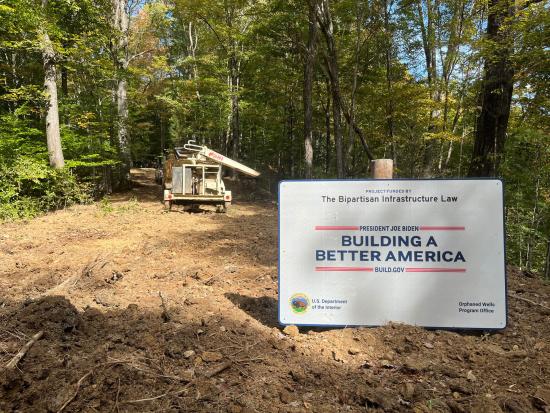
[355,386,395,410]
[348,347,361,355]
[180,369,195,382]
[224,265,238,273]
[282,325,299,337]
[279,389,296,404]
[382,351,395,361]
[289,369,307,384]
[402,357,429,373]
[183,350,196,359]
[201,351,223,362]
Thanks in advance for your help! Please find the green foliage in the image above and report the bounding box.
[96,196,140,215]
[503,127,550,273]
[0,114,93,220]
[0,156,90,220]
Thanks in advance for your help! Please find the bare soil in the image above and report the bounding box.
[0,169,549,412]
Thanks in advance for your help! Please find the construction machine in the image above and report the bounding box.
[162,141,260,212]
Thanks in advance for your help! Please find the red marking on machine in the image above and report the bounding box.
[207,151,225,162]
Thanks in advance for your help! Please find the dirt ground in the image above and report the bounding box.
[0,169,549,412]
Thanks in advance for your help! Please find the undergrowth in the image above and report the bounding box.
[0,157,91,221]
[96,197,140,215]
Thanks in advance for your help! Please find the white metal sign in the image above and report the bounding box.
[279,180,506,329]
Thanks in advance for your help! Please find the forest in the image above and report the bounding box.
[0,0,549,273]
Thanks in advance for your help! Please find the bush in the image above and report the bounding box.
[0,157,91,220]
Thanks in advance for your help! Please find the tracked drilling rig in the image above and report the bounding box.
[162,141,260,212]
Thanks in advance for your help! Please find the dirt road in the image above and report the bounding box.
[1,169,549,412]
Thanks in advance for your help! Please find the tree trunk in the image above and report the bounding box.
[112,0,131,186]
[384,0,396,165]
[117,76,130,169]
[347,1,363,175]
[288,96,295,177]
[303,1,317,179]
[525,147,541,271]
[331,72,344,178]
[61,65,68,97]
[323,83,331,174]
[468,0,513,177]
[229,52,240,174]
[40,20,64,169]
[416,0,438,177]
[316,0,344,178]
[188,22,201,100]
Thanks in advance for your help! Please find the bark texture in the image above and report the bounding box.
[41,22,64,169]
[303,1,318,179]
[112,0,131,183]
[316,0,344,178]
[469,0,514,177]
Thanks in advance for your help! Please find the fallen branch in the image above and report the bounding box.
[57,370,94,413]
[204,361,232,378]
[508,293,550,310]
[5,330,43,369]
[233,357,265,364]
[46,255,107,294]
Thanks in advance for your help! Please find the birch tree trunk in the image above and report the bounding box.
[40,1,64,169]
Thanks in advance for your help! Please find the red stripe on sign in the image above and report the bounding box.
[316,267,374,272]
[419,226,465,230]
[406,268,466,273]
[315,226,360,230]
